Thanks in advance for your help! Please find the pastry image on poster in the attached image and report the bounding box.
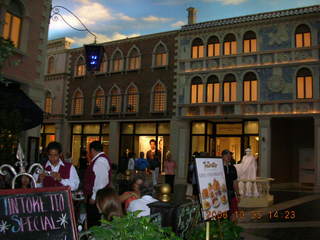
[195,158,230,221]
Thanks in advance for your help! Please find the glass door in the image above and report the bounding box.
[216,137,241,162]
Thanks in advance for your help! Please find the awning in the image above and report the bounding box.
[0,82,43,131]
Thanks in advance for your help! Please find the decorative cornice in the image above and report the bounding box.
[181,5,320,32]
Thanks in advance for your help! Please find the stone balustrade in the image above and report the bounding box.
[237,177,274,208]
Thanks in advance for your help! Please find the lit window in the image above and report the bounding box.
[243,31,257,53]
[207,36,220,57]
[206,75,220,103]
[127,86,138,112]
[192,38,204,59]
[113,51,123,72]
[47,56,54,74]
[93,89,105,114]
[110,88,121,113]
[3,1,23,48]
[295,24,311,48]
[99,55,107,73]
[296,68,313,99]
[223,74,237,102]
[44,91,53,114]
[191,77,204,103]
[153,83,166,112]
[154,43,168,67]
[128,48,140,70]
[72,90,84,115]
[243,72,258,101]
[224,34,237,55]
[75,57,85,76]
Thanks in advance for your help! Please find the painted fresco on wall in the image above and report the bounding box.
[259,24,292,51]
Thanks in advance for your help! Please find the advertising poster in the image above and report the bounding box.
[195,158,229,221]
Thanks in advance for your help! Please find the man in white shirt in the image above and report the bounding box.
[84,141,111,227]
[127,185,158,217]
[36,141,79,191]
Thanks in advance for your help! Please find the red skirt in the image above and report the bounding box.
[230,196,238,214]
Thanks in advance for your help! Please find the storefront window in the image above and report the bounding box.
[73,124,82,134]
[158,122,170,134]
[83,124,100,134]
[192,136,205,153]
[135,123,156,134]
[192,122,205,134]
[207,122,213,135]
[244,121,259,134]
[216,137,241,162]
[40,124,56,150]
[216,123,242,135]
[102,123,109,134]
[72,135,81,166]
[121,123,134,134]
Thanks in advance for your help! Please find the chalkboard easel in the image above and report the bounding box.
[0,186,78,240]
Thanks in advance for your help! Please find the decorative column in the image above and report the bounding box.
[259,118,271,178]
[109,120,120,164]
[170,119,190,183]
[314,117,320,187]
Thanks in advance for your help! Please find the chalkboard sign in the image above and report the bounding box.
[0,186,78,240]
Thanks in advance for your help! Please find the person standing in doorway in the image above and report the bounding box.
[146,139,161,186]
[164,152,176,192]
[221,149,240,222]
[84,141,112,228]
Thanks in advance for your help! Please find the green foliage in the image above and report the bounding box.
[89,212,182,240]
[185,219,243,240]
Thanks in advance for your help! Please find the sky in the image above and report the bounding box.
[49,0,320,47]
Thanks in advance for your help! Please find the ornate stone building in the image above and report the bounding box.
[174,5,320,185]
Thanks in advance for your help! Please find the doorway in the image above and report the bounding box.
[216,137,241,162]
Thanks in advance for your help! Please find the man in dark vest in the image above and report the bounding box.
[36,141,79,191]
[84,141,111,228]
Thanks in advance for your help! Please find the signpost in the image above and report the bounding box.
[195,158,230,239]
[0,186,78,240]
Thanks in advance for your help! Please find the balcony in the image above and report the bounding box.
[178,46,319,74]
[178,99,320,118]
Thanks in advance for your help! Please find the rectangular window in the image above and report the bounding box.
[224,82,230,101]
[95,97,104,114]
[251,39,257,52]
[3,12,21,48]
[231,41,237,55]
[244,81,250,101]
[224,42,230,55]
[113,59,123,72]
[251,80,258,101]
[224,82,236,102]
[304,32,311,47]
[197,84,203,103]
[296,34,303,48]
[243,40,250,53]
[74,98,83,115]
[297,77,304,99]
[231,82,237,101]
[207,83,219,102]
[191,85,197,103]
[214,83,220,102]
[111,95,121,112]
[155,53,167,66]
[306,76,313,98]
[207,83,213,102]
[129,57,140,70]
[192,46,204,58]
[77,65,85,76]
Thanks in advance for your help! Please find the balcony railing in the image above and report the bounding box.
[238,177,274,208]
[178,99,320,118]
[178,46,319,73]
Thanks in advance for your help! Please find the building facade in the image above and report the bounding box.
[174,5,320,185]
[42,38,74,153]
[65,31,177,168]
[0,0,51,162]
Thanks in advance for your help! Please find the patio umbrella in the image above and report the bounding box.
[0,83,43,131]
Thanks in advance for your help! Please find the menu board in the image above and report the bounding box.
[195,158,229,221]
[0,186,78,240]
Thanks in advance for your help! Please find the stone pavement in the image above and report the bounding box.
[238,188,320,240]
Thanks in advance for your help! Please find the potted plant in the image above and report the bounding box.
[85,212,182,240]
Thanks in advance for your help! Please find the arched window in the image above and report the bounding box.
[75,57,85,76]
[243,72,258,101]
[93,89,105,114]
[207,36,220,57]
[154,43,168,67]
[44,91,53,114]
[191,77,203,103]
[191,38,204,59]
[112,51,123,72]
[243,31,257,53]
[295,24,311,48]
[3,0,23,47]
[224,34,237,55]
[110,87,121,113]
[99,54,107,73]
[152,83,166,112]
[207,75,220,103]
[128,48,140,70]
[223,74,237,102]
[47,56,54,74]
[297,68,313,99]
[126,85,138,112]
[72,90,84,115]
